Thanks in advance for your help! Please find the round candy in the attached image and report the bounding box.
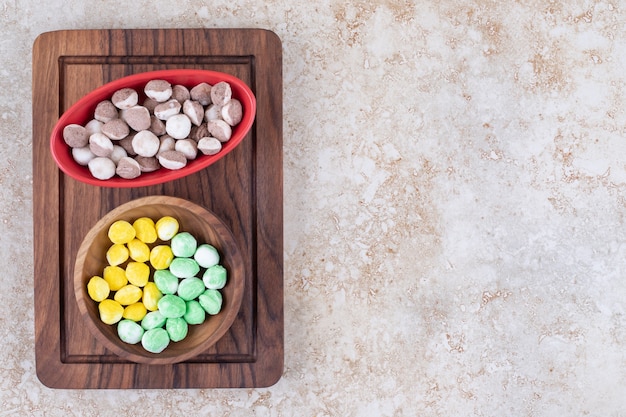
[177,277,205,301]
[142,282,163,311]
[133,217,157,243]
[87,276,110,302]
[114,284,143,306]
[155,216,179,241]
[106,243,129,266]
[169,257,200,278]
[118,319,144,344]
[103,265,127,291]
[125,262,150,287]
[153,269,179,294]
[141,328,170,353]
[183,300,206,325]
[141,311,166,330]
[198,289,223,315]
[98,299,124,324]
[123,302,148,322]
[150,245,174,270]
[127,238,150,263]
[171,232,197,257]
[157,294,187,318]
[194,244,220,268]
[203,265,227,290]
[166,317,188,342]
[108,220,136,244]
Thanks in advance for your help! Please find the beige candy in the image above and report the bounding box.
[89,132,114,157]
[72,146,96,165]
[157,150,187,170]
[85,119,103,135]
[88,157,116,180]
[134,156,160,172]
[158,135,176,154]
[175,139,198,160]
[118,134,136,156]
[197,137,222,156]
[221,98,243,126]
[189,123,210,141]
[94,100,118,123]
[116,156,142,179]
[144,80,172,102]
[111,88,139,109]
[132,130,160,157]
[190,83,212,105]
[172,85,190,103]
[166,114,192,140]
[210,81,232,106]
[149,115,167,136]
[154,99,182,120]
[101,118,130,140]
[63,124,89,148]
[183,100,204,126]
[109,145,128,164]
[123,105,151,131]
[206,119,232,142]
[204,104,222,122]
[143,97,159,113]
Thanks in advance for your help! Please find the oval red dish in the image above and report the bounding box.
[50,69,256,187]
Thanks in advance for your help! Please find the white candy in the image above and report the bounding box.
[88,157,116,180]
[166,114,192,140]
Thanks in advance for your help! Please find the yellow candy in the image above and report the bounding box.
[133,217,157,243]
[106,243,129,266]
[87,276,110,302]
[107,220,136,244]
[142,282,163,311]
[98,299,124,324]
[125,262,150,287]
[123,302,148,321]
[150,245,174,270]
[114,284,143,305]
[127,238,150,263]
[155,216,179,241]
[103,265,127,291]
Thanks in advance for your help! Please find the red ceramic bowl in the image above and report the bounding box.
[50,69,256,187]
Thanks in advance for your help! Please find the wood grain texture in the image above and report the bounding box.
[32,29,283,388]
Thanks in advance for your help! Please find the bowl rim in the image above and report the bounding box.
[73,195,245,364]
[51,69,256,188]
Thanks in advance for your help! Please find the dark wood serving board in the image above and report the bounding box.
[32,29,283,389]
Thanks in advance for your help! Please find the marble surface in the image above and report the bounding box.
[2,0,626,415]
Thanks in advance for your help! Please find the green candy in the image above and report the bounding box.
[166,317,188,342]
[183,300,206,325]
[177,277,206,301]
[202,264,227,290]
[117,319,144,344]
[158,294,187,318]
[141,328,170,353]
[198,289,223,315]
[194,244,220,268]
[171,232,197,258]
[153,269,179,294]
[141,311,166,330]
[169,257,200,278]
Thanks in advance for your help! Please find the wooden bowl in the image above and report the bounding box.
[50,69,256,187]
[74,196,245,364]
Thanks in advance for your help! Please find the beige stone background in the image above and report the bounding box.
[2,0,626,415]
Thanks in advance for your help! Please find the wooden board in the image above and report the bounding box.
[32,29,283,389]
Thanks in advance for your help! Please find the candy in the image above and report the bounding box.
[141,311,166,330]
[108,220,136,244]
[101,118,130,140]
[94,100,118,123]
[133,217,157,244]
[194,243,220,268]
[125,262,150,287]
[126,238,150,262]
[153,269,179,295]
[210,81,232,106]
[106,243,129,266]
[171,232,197,257]
[169,257,200,279]
[117,319,144,344]
[221,98,243,126]
[198,289,223,315]
[132,130,160,157]
[98,299,124,324]
[155,216,179,240]
[157,294,187,318]
[63,124,89,147]
[154,99,182,120]
[144,80,172,103]
[87,276,110,302]
[207,119,232,142]
[197,137,222,156]
[183,300,206,325]
[190,82,212,105]
[116,157,142,179]
[203,265,227,290]
[177,277,205,301]
[150,245,174,270]
[112,88,139,110]
[142,282,162,311]
[88,157,116,180]
[114,284,143,306]
[103,265,127,291]
[89,132,114,157]
[141,328,170,353]
[123,302,148,322]
[157,150,187,170]
[166,317,188,342]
